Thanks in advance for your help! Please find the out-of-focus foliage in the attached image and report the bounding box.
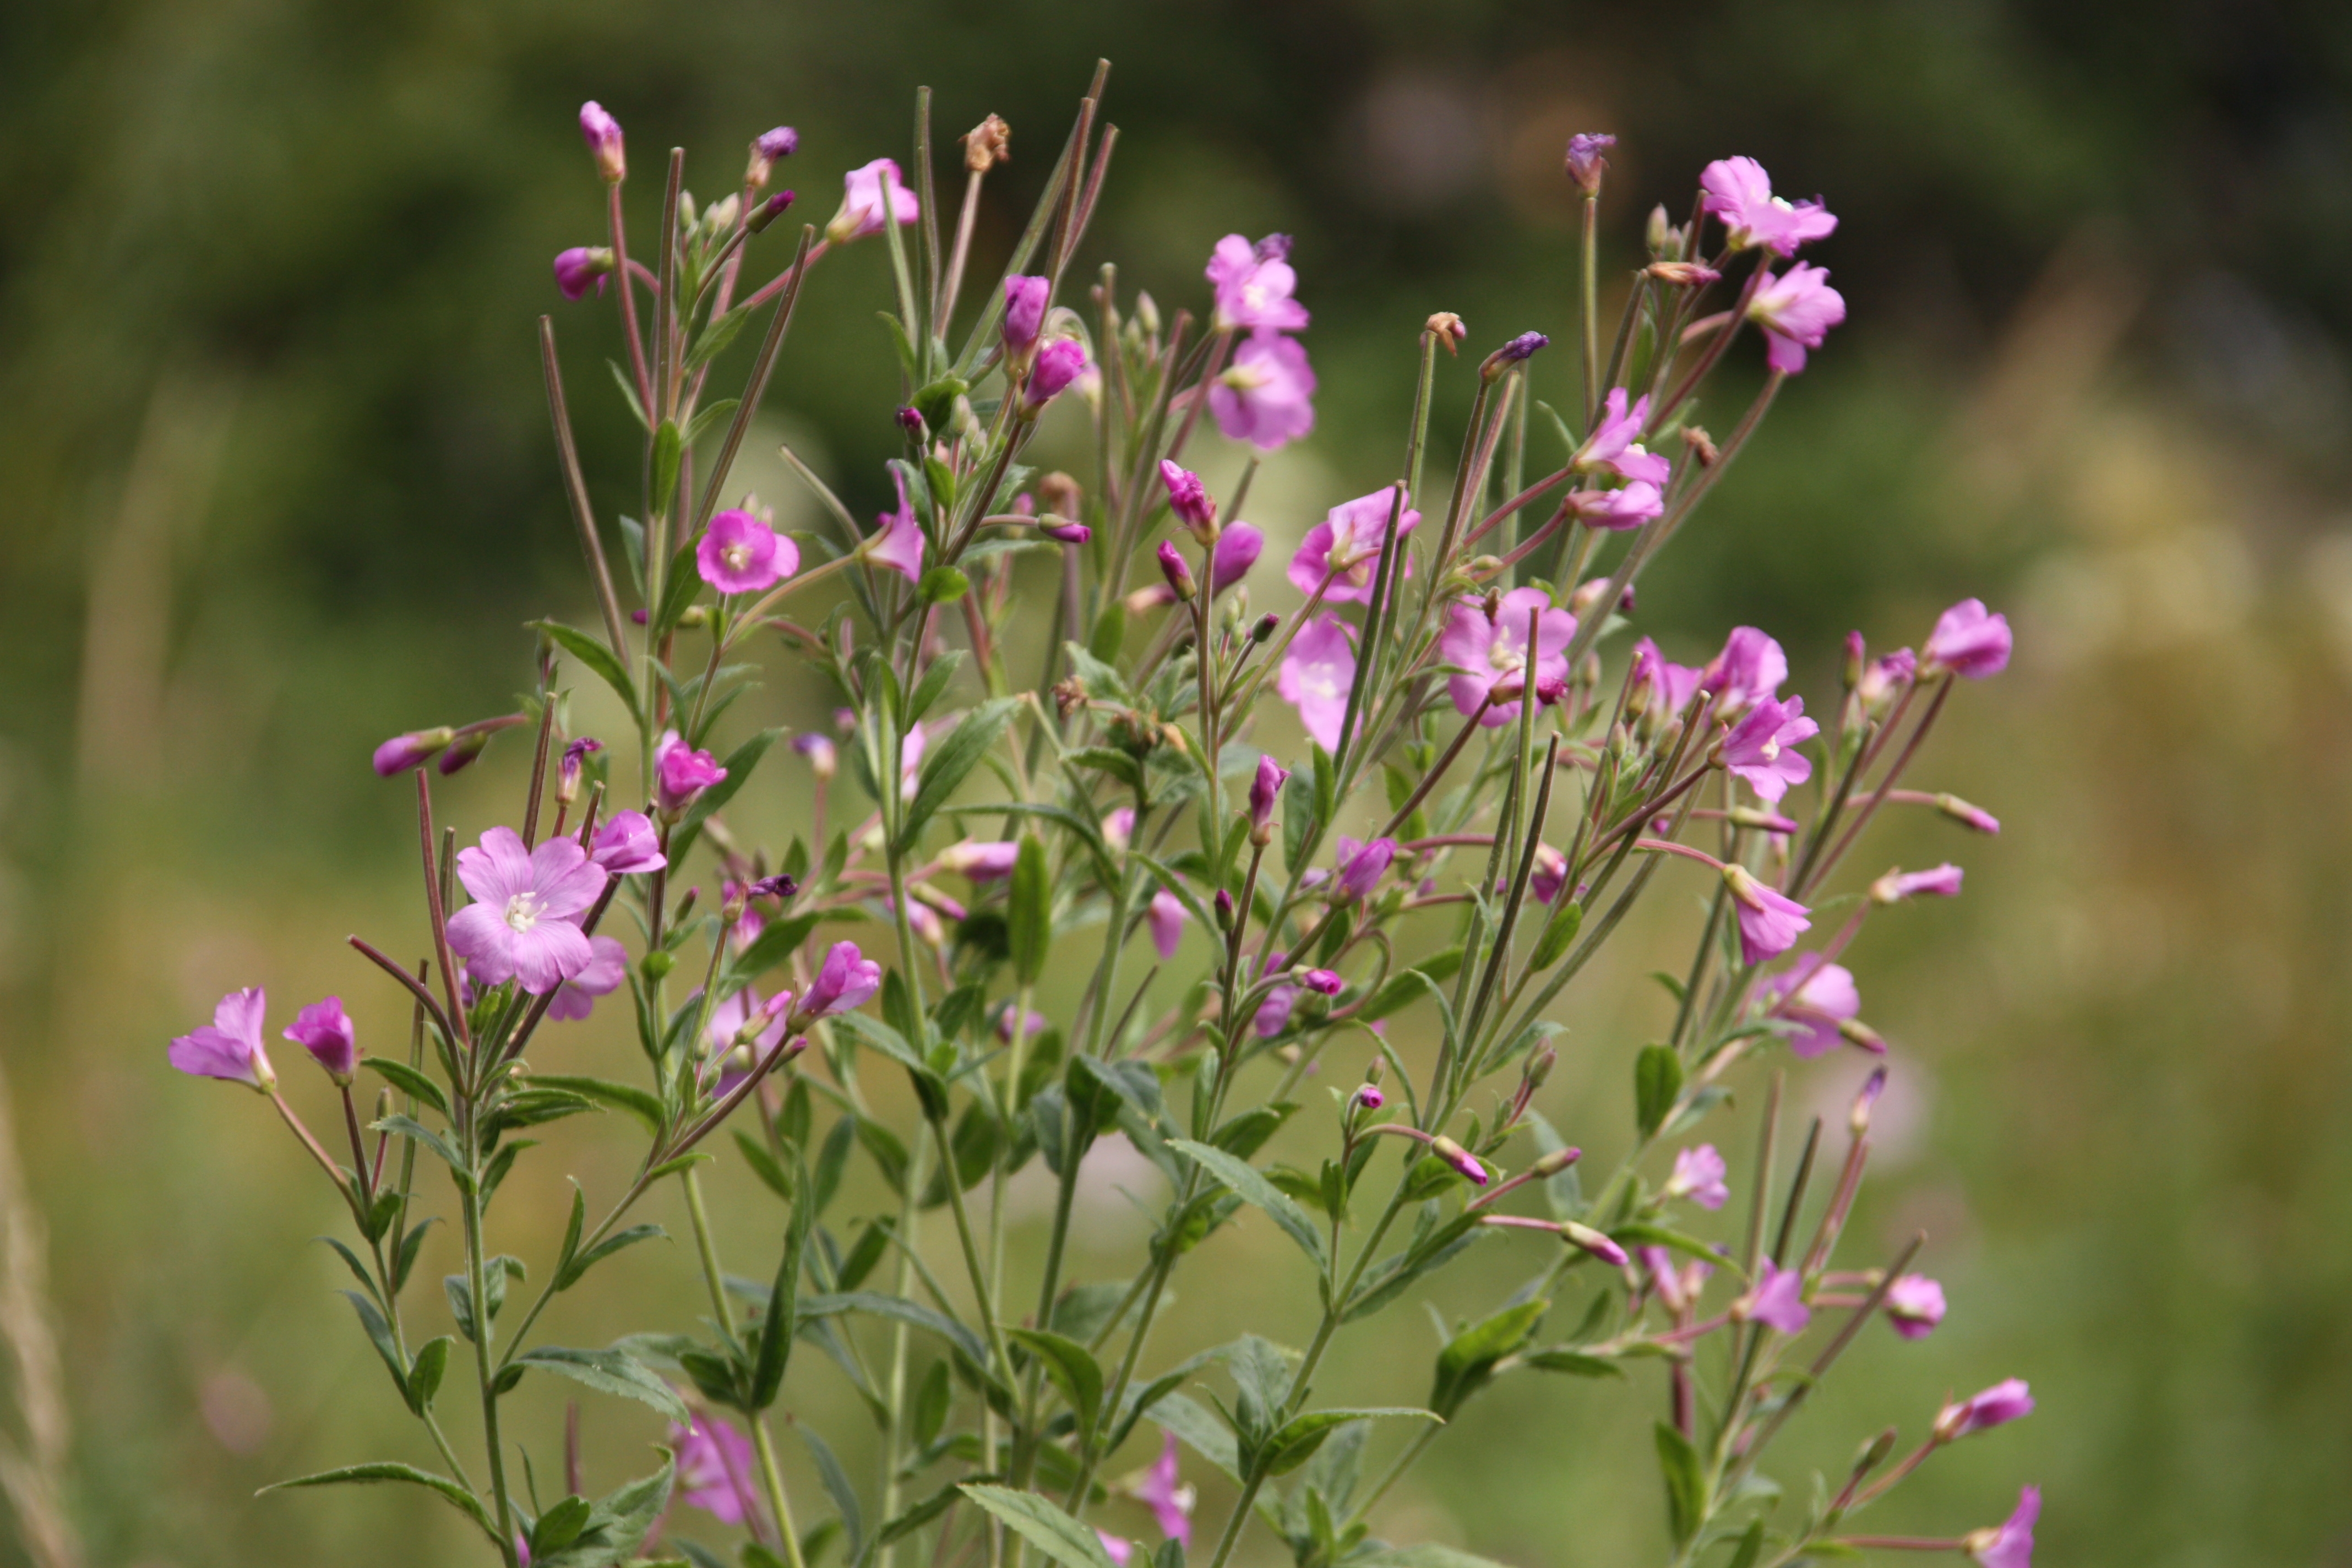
[2,2,2351,1566]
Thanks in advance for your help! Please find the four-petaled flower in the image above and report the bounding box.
[446,827,608,996]
[828,157,921,243]
[170,988,276,1091]
[938,840,1020,880]
[1885,1273,1947,1340]
[1276,616,1358,753]
[1206,233,1309,333]
[1571,481,1666,531]
[797,941,882,1021]
[1288,487,1418,602]
[590,810,667,874]
[1923,598,2012,679]
[1761,954,1862,1058]
[1633,638,1706,716]
[1573,388,1673,486]
[697,509,797,595]
[865,468,928,584]
[1703,626,1789,716]
[1749,263,1847,375]
[546,935,629,1022]
[1724,864,1810,963]
[671,1413,763,1527]
[1699,156,1837,255]
[1124,1432,1196,1548]
[284,996,357,1082]
[1440,587,1577,726]
[655,730,728,815]
[1721,693,1818,803]
[1664,1144,1730,1210]
[1211,333,1317,450]
[1738,1259,1811,1334]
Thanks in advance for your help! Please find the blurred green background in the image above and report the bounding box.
[5,1,2352,1564]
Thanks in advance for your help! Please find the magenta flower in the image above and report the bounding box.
[1211,331,1317,450]
[671,1413,761,1527]
[1632,639,1705,716]
[1885,1273,1947,1340]
[1531,843,1569,905]
[1967,1487,2039,1568]
[1720,693,1818,804]
[1749,263,1847,374]
[1249,755,1290,838]
[1145,889,1189,961]
[792,732,837,781]
[1156,541,1197,601]
[1923,597,2013,678]
[579,101,625,183]
[1761,954,1860,1059]
[1276,616,1358,753]
[1127,1433,1196,1547]
[1664,1144,1729,1210]
[1351,1084,1385,1113]
[1703,627,1789,716]
[170,988,276,1091]
[447,829,607,996]
[1440,587,1577,726]
[1003,275,1049,359]
[1937,1378,2034,1441]
[1255,982,1300,1037]
[754,126,799,162]
[1210,522,1262,596]
[1159,461,1217,540]
[1098,1533,1134,1566]
[284,996,357,1082]
[590,810,667,874]
[697,510,797,595]
[1858,646,1917,705]
[797,941,881,1021]
[373,726,455,776]
[1302,968,1344,997]
[1025,339,1090,410]
[938,840,1020,881]
[995,1004,1047,1042]
[1042,520,1091,546]
[1738,1260,1811,1334]
[1723,864,1810,965]
[705,984,789,1062]
[1333,835,1397,902]
[1572,389,1673,487]
[546,935,628,1023]
[1872,863,1964,903]
[1102,806,1135,853]
[1698,156,1836,255]
[655,731,727,816]
[552,246,613,301]
[1564,132,1615,194]
[864,469,927,584]
[827,157,920,243]
[1206,233,1309,333]
[1572,481,1666,532]
[1288,487,1419,602]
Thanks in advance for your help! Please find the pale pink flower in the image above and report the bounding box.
[1738,1259,1811,1334]
[1761,954,1860,1059]
[671,1413,761,1526]
[1571,388,1672,486]
[1923,598,2012,678]
[1632,639,1706,715]
[170,988,276,1091]
[1102,805,1136,852]
[1276,616,1358,753]
[1211,332,1317,450]
[1885,1273,1947,1340]
[546,935,628,1022]
[284,996,357,1081]
[1570,481,1666,531]
[1872,863,1964,902]
[1698,156,1837,255]
[590,810,667,874]
[1664,1145,1729,1210]
[865,469,927,583]
[1724,864,1810,964]
[1148,890,1188,960]
[1967,1487,2039,1568]
[938,841,1020,880]
[1720,693,1817,803]
[446,828,607,995]
[1098,1532,1134,1565]
[797,941,881,1020]
[1749,263,1847,374]
[1703,627,1789,716]
[1206,233,1308,332]
[1211,523,1262,595]
[1287,487,1418,603]
[827,157,921,242]
[1936,1378,2034,1441]
[697,509,797,595]
[1440,587,1576,726]
[1128,1431,1195,1546]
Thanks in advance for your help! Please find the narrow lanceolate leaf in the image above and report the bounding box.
[750,1191,810,1411]
[527,1075,666,1138]
[1008,834,1052,986]
[530,620,639,714]
[361,1057,449,1118]
[1258,1408,1439,1478]
[371,1114,471,1188]
[1168,1140,1329,1273]
[1007,1328,1104,1440]
[902,698,1022,847]
[1635,1043,1683,1137]
[261,1462,492,1535]
[958,1484,1120,1568]
[1654,1419,1707,1546]
[514,1346,691,1422]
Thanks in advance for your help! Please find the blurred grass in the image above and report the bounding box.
[4,2,2352,1565]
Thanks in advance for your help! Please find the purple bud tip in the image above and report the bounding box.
[562,736,603,766]
[631,608,650,624]
[372,727,455,776]
[1252,233,1293,264]
[748,873,799,900]
[1303,968,1344,996]
[1499,331,1550,363]
[1157,540,1197,600]
[755,126,799,161]
[1352,1084,1385,1111]
[748,189,796,233]
[1432,1135,1487,1185]
[895,406,924,432]
[1042,521,1092,546]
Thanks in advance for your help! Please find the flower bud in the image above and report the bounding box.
[553,246,615,301]
[1159,460,1218,543]
[1213,888,1235,929]
[1425,312,1467,353]
[1482,331,1550,382]
[580,101,627,183]
[1301,968,1344,996]
[1430,1135,1488,1185]
[558,736,602,804]
[1524,1044,1558,1088]
[1041,520,1091,546]
[1564,132,1615,195]
[1249,754,1291,845]
[1935,793,2001,835]
[284,997,357,1085]
[1682,426,1719,467]
[791,732,837,781]
[1003,275,1049,362]
[1561,1220,1627,1265]
[373,727,455,776]
[1849,1066,1887,1136]
[1529,1145,1580,1178]
[961,113,1011,173]
[1645,260,1721,288]
[1646,204,1674,254]
[1934,1379,2034,1443]
[1851,1427,1898,1480]
[1364,1055,1385,1084]
[438,728,493,775]
[1838,1017,1887,1054]
[1350,1083,1385,1113]
[747,189,796,235]
[1022,339,1088,411]
[1157,541,1197,601]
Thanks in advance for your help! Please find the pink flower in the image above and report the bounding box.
[1156,541,1197,601]
[1098,1532,1134,1565]
[1531,843,1569,904]
[170,988,276,1091]
[1351,1084,1385,1112]
[792,733,837,781]
[1206,233,1309,333]
[1159,460,1217,539]
[864,469,927,583]
[1738,1259,1811,1334]
[1248,755,1290,838]
[1275,616,1358,753]
[995,1004,1047,1042]
[1936,1378,2034,1441]
[1872,863,1964,903]
[1923,598,2012,678]
[552,246,613,301]
[1724,864,1810,964]
[1102,806,1135,852]
[938,841,1020,880]
[1211,523,1262,595]
[1564,132,1615,194]
[1761,954,1860,1059]
[797,941,881,1020]
[754,126,799,163]
[1003,275,1049,358]
[827,157,920,242]
[705,984,789,1063]
[1885,1273,1947,1340]
[1333,836,1397,903]
[1287,488,1418,603]
[1129,1431,1196,1547]
[446,828,607,995]
[1664,1144,1729,1210]
[1255,982,1300,1037]
[1937,793,2002,835]
[671,1413,762,1527]
[579,101,625,183]
[546,935,628,1022]
[1570,481,1666,531]
[1698,157,1837,255]
[1572,388,1672,486]
[1967,1487,2039,1568]
[696,509,797,595]
[284,996,357,1082]
[1440,587,1577,726]
[1147,890,1188,961]
[1632,639,1706,716]
[655,730,727,815]
[1720,694,1818,804]
[1024,339,1090,409]
[1643,1246,1714,1314]
[1211,332,1317,450]
[1703,627,1789,716]
[1859,646,1916,705]
[1749,263,1847,374]
[373,726,455,776]
[590,810,667,874]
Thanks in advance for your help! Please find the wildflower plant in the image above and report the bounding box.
[171,64,2038,1568]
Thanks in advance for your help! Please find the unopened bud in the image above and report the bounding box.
[1578,652,1603,689]
[672,886,699,925]
[1561,1220,1627,1266]
[1363,1055,1385,1085]
[1850,1066,1887,1135]
[580,101,627,184]
[1157,541,1197,601]
[1124,584,1178,615]
[557,736,602,803]
[745,126,798,190]
[1041,520,1091,546]
[961,113,1011,173]
[1852,1427,1898,1479]
[1608,722,1630,760]
[372,726,455,777]
[1646,204,1673,254]
[1529,1145,1581,1178]
[1135,291,1161,337]
[747,189,796,234]
[1838,1017,1887,1054]
[1481,331,1550,382]
[1935,793,2001,835]
[1430,1135,1489,1185]
[1682,426,1719,467]
[438,729,493,775]
[1349,1083,1385,1112]
[1525,1044,1558,1088]
[1645,260,1721,288]
[1563,132,1615,195]
[1251,612,1280,643]
[1213,888,1235,929]
[1425,312,1468,353]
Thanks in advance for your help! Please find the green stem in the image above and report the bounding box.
[460,1170,519,1565]
[749,1410,812,1568]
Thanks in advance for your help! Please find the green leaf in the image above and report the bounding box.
[903,699,1022,847]
[261,1462,492,1535]
[652,420,683,519]
[1527,898,1585,970]
[556,1225,666,1292]
[526,1075,666,1139]
[736,1130,794,1200]
[409,1335,453,1409]
[607,359,649,430]
[1148,1391,1242,1480]
[684,305,753,373]
[1009,834,1052,986]
[905,650,968,727]
[1008,1328,1103,1441]
[801,1425,863,1561]
[361,1057,449,1118]
[683,396,739,447]
[514,1346,691,1422]
[957,1485,1120,1568]
[801,1291,990,1374]
[1429,1298,1549,1419]
[672,728,784,864]
[1352,1547,1520,1568]
[750,1194,809,1411]
[531,620,639,717]
[727,913,827,991]
[1725,1520,1766,1568]
[1521,1347,1625,1379]
[1168,1140,1329,1273]
[341,1291,411,1407]
[919,566,971,604]
[1608,1222,1740,1278]
[372,1114,470,1188]
[1635,1043,1683,1137]
[531,1495,594,1558]
[1259,1408,1438,1478]
[1654,1419,1707,1547]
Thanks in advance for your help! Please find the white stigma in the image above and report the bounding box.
[503,891,545,933]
